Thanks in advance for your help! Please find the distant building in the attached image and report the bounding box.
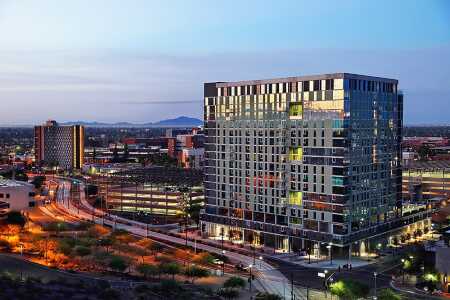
[34,120,84,170]
[180,148,205,169]
[402,137,449,150]
[403,161,450,202]
[89,167,204,224]
[0,179,36,214]
[167,128,205,169]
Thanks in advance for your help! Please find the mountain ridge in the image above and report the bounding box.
[60,116,203,127]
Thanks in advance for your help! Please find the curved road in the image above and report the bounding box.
[52,177,308,299]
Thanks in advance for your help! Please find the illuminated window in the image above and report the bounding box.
[289,191,302,206]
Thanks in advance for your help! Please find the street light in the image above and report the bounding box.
[326,244,332,265]
[374,272,378,300]
[401,259,405,284]
[222,250,226,276]
[249,264,253,293]
[259,255,263,268]
[185,213,190,246]
[324,269,329,288]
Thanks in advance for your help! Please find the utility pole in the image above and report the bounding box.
[374,272,378,300]
[291,273,294,300]
[249,265,253,294]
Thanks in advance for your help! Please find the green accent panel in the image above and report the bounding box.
[289,147,303,161]
[289,191,302,206]
[332,176,344,186]
[289,103,303,117]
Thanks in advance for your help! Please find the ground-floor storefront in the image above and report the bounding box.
[201,218,432,265]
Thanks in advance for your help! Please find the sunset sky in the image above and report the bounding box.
[0,0,449,124]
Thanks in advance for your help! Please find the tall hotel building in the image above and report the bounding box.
[201,73,406,257]
[35,120,84,170]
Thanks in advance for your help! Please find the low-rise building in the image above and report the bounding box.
[89,166,204,224]
[0,179,36,212]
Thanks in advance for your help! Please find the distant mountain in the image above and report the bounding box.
[59,116,202,128]
[150,116,203,127]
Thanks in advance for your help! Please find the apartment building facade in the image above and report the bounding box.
[201,73,404,256]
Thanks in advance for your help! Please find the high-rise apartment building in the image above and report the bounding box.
[34,120,84,170]
[201,73,407,257]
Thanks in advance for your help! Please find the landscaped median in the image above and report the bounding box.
[0,210,259,299]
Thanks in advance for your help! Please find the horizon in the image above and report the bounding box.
[0,0,449,124]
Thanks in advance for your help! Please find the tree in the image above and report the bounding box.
[123,144,130,160]
[418,145,431,161]
[255,293,283,300]
[109,256,128,273]
[6,211,26,228]
[187,203,202,228]
[136,238,162,258]
[136,263,158,280]
[31,176,46,189]
[160,262,181,280]
[98,237,114,253]
[111,145,120,163]
[184,266,209,283]
[223,276,246,290]
[192,252,215,265]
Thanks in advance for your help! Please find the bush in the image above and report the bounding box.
[329,279,370,300]
[159,262,181,280]
[255,293,283,300]
[378,288,402,300]
[74,245,91,257]
[223,276,246,289]
[58,239,74,256]
[184,266,210,283]
[43,222,68,233]
[136,263,158,279]
[109,256,128,273]
[192,252,215,264]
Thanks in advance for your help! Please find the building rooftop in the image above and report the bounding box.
[404,160,450,170]
[207,73,398,87]
[112,166,203,186]
[0,179,33,188]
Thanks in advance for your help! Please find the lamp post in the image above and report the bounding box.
[373,272,378,300]
[249,264,253,293]
[308,246,311,264]
[222,250,226,276]
[185,213,190,246]
[221,227,224,252]
[401,259,405,284]
[259,255,263,268]
[327,244,332,266]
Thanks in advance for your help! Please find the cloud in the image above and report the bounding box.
[122,100,201,105]
[0,46,449,124]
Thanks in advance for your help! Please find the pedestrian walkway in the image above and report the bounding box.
[177,229,377,271]
[272,254,377,270]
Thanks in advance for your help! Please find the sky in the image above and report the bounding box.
[0,0,449,125]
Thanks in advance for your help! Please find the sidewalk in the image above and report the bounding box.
[176,229,377,270]
[390,279,445,300]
